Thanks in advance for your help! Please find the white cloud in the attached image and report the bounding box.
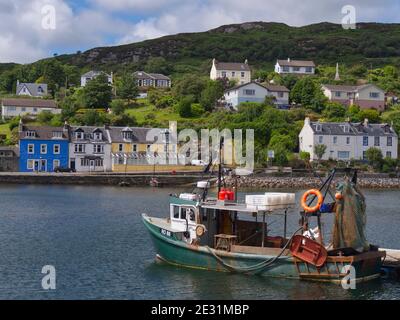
[0,0,398,64]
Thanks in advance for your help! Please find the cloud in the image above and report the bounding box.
[0,0,399,64]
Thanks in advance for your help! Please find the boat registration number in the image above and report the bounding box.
[160,229,172,238]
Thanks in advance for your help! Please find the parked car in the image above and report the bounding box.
[54,166,76,173]
[191,160,207,166]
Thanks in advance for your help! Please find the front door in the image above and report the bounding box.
[40,160,47,172]
[34,160,40,172]
[70,159,76,170]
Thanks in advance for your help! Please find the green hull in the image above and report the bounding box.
[142,215,383,283]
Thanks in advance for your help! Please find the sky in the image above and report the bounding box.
[0,0,399,64]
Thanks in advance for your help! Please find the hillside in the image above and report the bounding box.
[50,21,400,73]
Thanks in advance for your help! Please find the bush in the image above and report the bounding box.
[110,99,126,115]
[177,96,193,118]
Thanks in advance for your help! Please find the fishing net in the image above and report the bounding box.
[331,178,369,252]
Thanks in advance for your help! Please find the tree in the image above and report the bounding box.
[314,144,327,161]
[177,96,193,117]
[322,102,346,121]
[290,77,326,112]
[110,99,126,116]
[117,72,139,103]
[145,57,172,74]
[365,147,383,170]
[200,80,224,111]
[79,109,107,126]
[37,110,54,124]
[358,109,380,123]
[172,75,207,102]
[300,151,311,162]
[82,74,113,109]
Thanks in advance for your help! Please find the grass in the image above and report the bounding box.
[0,123,11,139]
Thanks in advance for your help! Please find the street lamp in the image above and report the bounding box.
[165,130,170,165]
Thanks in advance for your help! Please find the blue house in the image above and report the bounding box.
[19,123,70,172]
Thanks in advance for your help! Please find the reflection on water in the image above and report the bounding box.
[0,184,398,300]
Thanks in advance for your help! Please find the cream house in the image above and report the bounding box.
[275,58,315,75]
[299,118,398,161]
[322,84,385,111]
[1,98,61,120]
[210,59,251,85]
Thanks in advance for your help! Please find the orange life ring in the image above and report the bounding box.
[301,189,324,213]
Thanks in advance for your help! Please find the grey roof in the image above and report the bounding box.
[81,71,111,78]
[16,83,48,96]
[277,59,315,67]
[225,81,289,93]
[2,98,57,108]
[322,83,384,92]
[214,61,250,71]
[70,126,111,143]
[133,71,170,81]
[107,126,166,144]
[19,125,69,140]
[263,84,290,92]
[310,121,397,137]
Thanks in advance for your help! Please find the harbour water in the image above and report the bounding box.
[0,184,399,300]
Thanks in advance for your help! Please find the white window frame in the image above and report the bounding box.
[53,159,60,169]
[53,144,60,154]
[27,159,34,170]
[40,144,47,154]
[28,144,34,154]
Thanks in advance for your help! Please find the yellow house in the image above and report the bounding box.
[109,126,198,172]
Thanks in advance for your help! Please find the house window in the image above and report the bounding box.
[243,89,255,96]
[232,72,236,77]
[26,131,36,137]
[53,159,60,169]
[363,136,368,146]
[33,108,38,112]
[147,145,151,152]
[53,144,60,154]
[346,137,350,144]
[374,136,380,146]
[118,144,123,152]
[305,67,312,73]
[96,159,104,167]
[93,144,104,154]
[27,160,34,170]
[21,107,26,112]
[318,136,323,143]
[335,91,341,97]
[74,144,85,153]
[370,92,380,98]
[221,72,226,77]
[40,144,47,154]
[278,92,284,98]
[241,72,245,78]
[122,131,132,140]
[28,144,34,154]
[75,132,84,140]
[386,151,392,158]
[387,136,393,146]
[93,132,102,140]
[338,151,350,159]
[315,124,322,132]
[8,106,16,111]
[282,66,289,72]
[133,144,138,152]
[38,86,44,93]
[293,67,300,72]
[333,136,337,144]
[52,131,62,138]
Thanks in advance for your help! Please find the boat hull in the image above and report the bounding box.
[142,215,384,283]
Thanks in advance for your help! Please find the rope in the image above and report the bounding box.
[206,227,303,274]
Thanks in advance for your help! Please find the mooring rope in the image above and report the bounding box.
[206,227,303,274]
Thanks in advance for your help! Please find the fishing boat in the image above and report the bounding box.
[142,141,386,283]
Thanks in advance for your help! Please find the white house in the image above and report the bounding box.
[299,117,398,161]
[223,82,289,109]
[69,126,112,172]
[210,59,251,85]
[1,98,61,120]
[81,71,113,87]
[275,58,316,75]
[16,81,48,97]
[321,84,385,111]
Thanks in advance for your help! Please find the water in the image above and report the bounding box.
[0,184,399,300]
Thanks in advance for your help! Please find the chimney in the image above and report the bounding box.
[212,58,216,66]
[363,118,369,127]
[17,79,20,86]
[244,59,248,65]
[63,120,69,131]
[18,118,23,133]
[287,58,291,62]
[305,117,311,126]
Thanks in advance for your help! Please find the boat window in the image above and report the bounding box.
[181,209,186,220]
[187,208,196,221]
[173,206,180,219]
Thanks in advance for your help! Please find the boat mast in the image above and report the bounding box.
[217,137,224,194]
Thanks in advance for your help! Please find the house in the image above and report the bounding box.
[1,98,61,120]
[108,126,178,171]
[0,146,19,172]
[133,71,171,89]
[16,81,48,97]
[223,82,289,109]
[299,117,398,161]
[18,123,70,172]
[275,58,316,75]
[210,59,251,85]
[321,84,385,111]
[81,71,113,87]
[69,126,112,172]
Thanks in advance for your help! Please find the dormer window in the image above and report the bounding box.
[315,124,322,132]
[94,132,102,140]
[52,131,62,138]
[75,131,84,140]
[25,131,36,137]
[122,131,132,140]
[38,86,43,93]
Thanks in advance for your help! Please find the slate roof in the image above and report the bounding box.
[133,71,171,81]
[214,61,250,71]
[2,98,57,109]
[322,84,384,93]
[225,81,289,93]
[19,125,69,140]
[70,126,111,143]
[263,84,290,92]
[277,59,315,67]
[81,71,111,78]
[16,83,48,96]
[309,121,397,137]
[107,126,167,144]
